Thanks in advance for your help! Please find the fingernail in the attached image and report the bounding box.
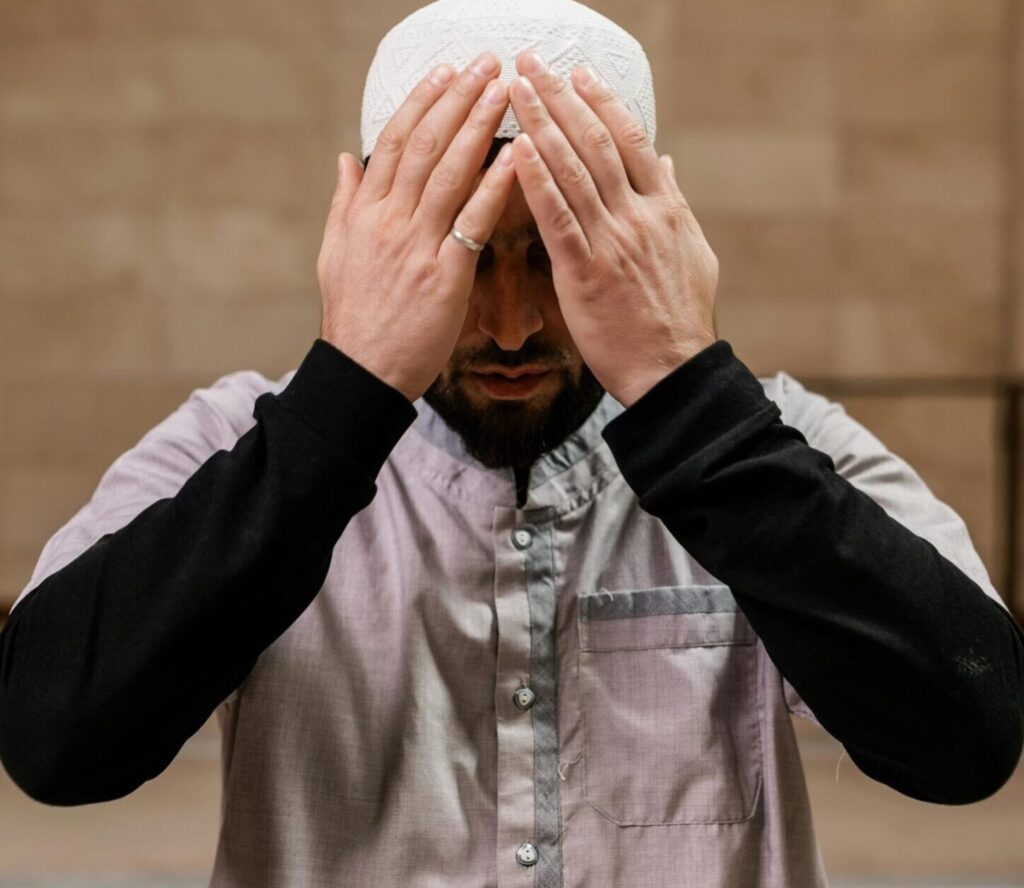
[515,76,539,105]
[482,78,507,105]
[471,53,499,77]
[516,133,538,159]
[520,51,547,75]
[498,143,514,166]
[430,64,455,87]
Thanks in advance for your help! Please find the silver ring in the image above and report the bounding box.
[451,227,486,253]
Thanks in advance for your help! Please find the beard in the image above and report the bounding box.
[422,339,606,470]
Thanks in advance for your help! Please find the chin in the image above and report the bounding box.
[423,365,606,470]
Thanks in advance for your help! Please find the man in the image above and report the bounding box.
[1,1,1022,886]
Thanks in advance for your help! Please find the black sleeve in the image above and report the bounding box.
[601,339,1024,805]
[0,338,418,807]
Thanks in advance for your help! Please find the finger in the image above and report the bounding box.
[326,152,363,229]
[660,154,674,185]
[508,74,609,232]
[359,63,457,203]
[415,76,511,235]
[659,153,683,198]
[570,65,663,196]
[514,52,632,212]
[318,153,364,285]
[438,142,518,273]
[389,53,501,218]
[511,133,591,269]
[662,160,710,244]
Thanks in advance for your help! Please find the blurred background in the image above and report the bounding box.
[1,0,1023,885]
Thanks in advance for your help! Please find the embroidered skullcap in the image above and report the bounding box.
[360,0,656,161]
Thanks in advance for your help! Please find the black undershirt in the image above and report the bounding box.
[0,337,1021,807]
[513,465,531,509]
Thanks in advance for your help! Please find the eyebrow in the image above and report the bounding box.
[488,222,543,249]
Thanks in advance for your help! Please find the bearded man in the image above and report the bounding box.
[1,1,1022,886]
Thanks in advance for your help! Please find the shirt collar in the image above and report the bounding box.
[395,392,627,511]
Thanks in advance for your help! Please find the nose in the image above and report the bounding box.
[475,272,544,352]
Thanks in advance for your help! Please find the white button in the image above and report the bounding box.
[513,686,536,711]
[512,527,534,550]
[516,842,538,867]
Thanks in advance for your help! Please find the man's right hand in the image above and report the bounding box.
[317,52,517,403]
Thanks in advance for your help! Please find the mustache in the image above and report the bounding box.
[451,342,575,374]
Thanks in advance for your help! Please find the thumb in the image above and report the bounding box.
[327,152,362,225]
[318,153,363,283]
[660,153,676,184]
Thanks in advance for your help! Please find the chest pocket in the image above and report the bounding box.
[577,584,763,826]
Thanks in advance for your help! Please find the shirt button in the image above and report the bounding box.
[512,527,534,550]
[513,686,536,711]
[516,842,538,867]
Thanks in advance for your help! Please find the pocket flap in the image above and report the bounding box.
[578,584,755,651]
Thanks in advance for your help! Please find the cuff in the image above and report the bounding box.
[601,339,782,498]
[271,338,418,480]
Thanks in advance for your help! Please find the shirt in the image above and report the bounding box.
[1,338,1022,888]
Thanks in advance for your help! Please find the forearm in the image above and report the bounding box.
[0,339,417,806]
[602,340,1024,804]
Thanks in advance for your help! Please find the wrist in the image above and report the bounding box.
[615,337,719,408]
[319,331,421,404]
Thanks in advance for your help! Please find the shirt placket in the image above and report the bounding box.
[492,506,564,888]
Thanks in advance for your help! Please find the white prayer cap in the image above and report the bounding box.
[360,0,656,161]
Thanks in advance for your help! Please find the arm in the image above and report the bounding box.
[493,50,1024,803]
[0,339,416,806]
[601,339,1024,805]
[1,50,520,807]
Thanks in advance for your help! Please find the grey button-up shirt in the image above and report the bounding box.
[13,355,1008,888]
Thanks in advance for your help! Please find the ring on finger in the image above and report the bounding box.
[451,227,486,252]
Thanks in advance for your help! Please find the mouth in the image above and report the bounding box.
[470,367,553,399]
[473,365,552,379]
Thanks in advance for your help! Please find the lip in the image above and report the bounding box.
[472,370,551,399]
[472,365,552,379]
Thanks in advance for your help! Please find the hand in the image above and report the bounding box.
[317,53,517,403]
[507,52,719,408]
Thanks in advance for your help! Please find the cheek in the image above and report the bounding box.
[539,290,574,344]
[457,300,482,341]
[542,295,567,331]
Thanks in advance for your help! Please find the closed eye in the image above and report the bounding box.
[475,241,550,270]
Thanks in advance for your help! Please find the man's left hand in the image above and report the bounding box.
[508,51,719,408]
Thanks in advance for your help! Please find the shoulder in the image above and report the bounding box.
[755,368,888,474]
[7,364,301,618]
[755,368,1005,608]
[756,368,839,437]
[139,365,298,457]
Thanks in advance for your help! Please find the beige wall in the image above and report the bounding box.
[0,0,1021,613]
[1014,0,1024,603]
[1016,0,1024,377]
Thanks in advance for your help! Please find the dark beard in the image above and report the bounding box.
[422,346,606,470]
